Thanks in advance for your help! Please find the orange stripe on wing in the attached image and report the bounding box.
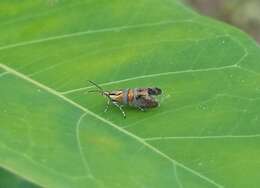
[127,89,134,105]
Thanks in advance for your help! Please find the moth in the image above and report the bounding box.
[88,80,162,118]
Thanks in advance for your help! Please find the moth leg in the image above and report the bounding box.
[112,101,126,118]
[137,106,145,112]
[104,99,110,112]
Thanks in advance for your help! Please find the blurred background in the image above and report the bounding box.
[183,0,260,43]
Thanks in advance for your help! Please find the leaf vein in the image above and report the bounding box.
[0,20,193,51]
[76,113,95,179]
[0,63,223,188]
[61,64,238,95]
[144,134,260,141]
[173,164,183,188]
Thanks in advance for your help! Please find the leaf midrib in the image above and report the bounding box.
[0,63,224,188]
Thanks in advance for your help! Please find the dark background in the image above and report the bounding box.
[183,0,260,43]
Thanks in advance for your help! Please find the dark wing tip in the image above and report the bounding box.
[148,87,162,95]
[155,87,162,95]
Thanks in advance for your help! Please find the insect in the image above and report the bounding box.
[88,80,162,118]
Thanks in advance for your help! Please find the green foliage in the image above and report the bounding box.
[0,0,260,187]
[0,168,37,188]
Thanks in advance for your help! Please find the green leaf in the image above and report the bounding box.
[0,168,39,188]
[0,0,260,187]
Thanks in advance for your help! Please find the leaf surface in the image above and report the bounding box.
[0,0,260,187]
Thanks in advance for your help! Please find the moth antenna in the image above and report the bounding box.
[87,80,112,100]
[88,80,104,93]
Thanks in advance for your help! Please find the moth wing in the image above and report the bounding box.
[135,95,158,108]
